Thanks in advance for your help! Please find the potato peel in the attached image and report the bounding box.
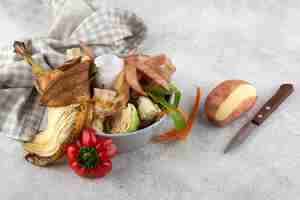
[124,64,146,96]
[124,55,172,93]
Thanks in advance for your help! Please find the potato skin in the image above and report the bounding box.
[205,80,256,127]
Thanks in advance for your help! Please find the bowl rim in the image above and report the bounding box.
[96,116,168,137]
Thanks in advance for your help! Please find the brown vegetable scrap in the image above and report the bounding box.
[40,62,91,107]
[35,70,63,94]
[124,64,146,96]
[93,88,118,117]
[112,71,130,110]
[93,71,130,118]
[36,57,82,93]
[123,54,176,95]
[79,41,95,62]
[37,57,82,93]
[56,57,82,71]
[144,54,176,81]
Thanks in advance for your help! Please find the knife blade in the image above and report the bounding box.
[224,83,294,154]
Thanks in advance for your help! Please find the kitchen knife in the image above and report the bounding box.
[224,83,294,154]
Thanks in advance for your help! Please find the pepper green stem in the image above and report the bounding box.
[77,147,100,169]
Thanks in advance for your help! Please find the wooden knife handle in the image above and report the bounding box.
[252,84,294,125]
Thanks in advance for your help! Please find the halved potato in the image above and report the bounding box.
[205,80,257,127]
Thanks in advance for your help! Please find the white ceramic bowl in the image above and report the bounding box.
[96,116,172,153]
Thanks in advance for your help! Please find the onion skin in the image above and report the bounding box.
[23,103,92,167]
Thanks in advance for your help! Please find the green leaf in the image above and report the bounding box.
[89,72,97,81]
[169,84,181,108]
[147,85,172,95]
[88,63,98,82]
[103,120,112,133]
[147,83,182,108]
[169,110,187,131]
[89,63,97,77]
[148,92,175,110]
[149,92,186,131]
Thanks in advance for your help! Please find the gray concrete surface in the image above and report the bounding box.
[0,0,299,199]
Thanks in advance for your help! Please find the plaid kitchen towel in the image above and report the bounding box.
[0,0,146,141]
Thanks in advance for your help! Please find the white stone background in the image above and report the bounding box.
[0,0,299,199]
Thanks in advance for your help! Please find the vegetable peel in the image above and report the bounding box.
[40,62,91,107]
[152,87,202,143]
[148,91,186,131]
[124,55,172,93]
[23,103,92,166]
[124,64,146,96]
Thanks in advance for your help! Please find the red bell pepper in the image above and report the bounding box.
[66,128,117,178]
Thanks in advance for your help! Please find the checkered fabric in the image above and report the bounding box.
[0,0,146,141]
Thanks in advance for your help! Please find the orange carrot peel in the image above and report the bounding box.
[152,87,202,143]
